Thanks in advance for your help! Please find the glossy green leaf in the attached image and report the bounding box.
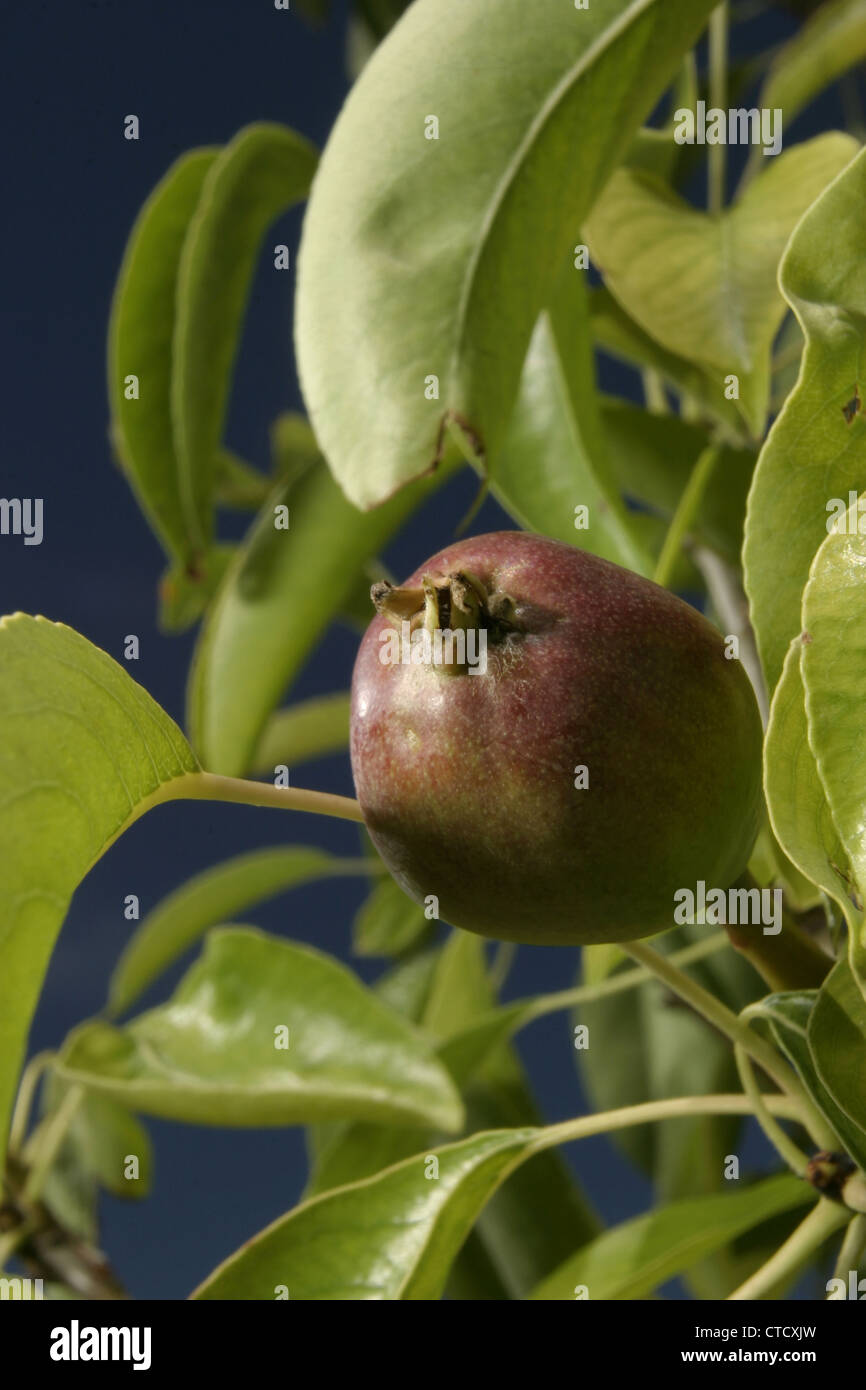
[493,270,652,574]
[748,990,866,1172]
[306,932,494,1195]
[64,928,462,1131]
[352,875,430,958]
[764,639,853,919]
[808,961,866,1166]
[107,149,218,562]
[194,1127,538,1300]
[172,123,317,548]
[296,0,721,509]
[108,846,375,1017]
[586,134,857,437]
[188,415,441,775]
[530,1175,810,1300]
[306,930,598,1294]
[249,692,350,777]
[0,615,197,1175]
[755,0,866,147]
[744,144,866,695]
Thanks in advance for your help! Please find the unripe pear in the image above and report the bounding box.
[350,531,763,945]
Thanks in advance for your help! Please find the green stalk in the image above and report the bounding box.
[735,1044,810,1178]
[8,1051,55,1155]
[728,1199,848,1300]
[829,1215,866,1296]
[623,939,821,1130]
[175,771,365,824]
[708,3,729,215]
[22,1085,85,1203]
[518,931,728,1025]
[652,445,721,589]
[533,1092,802,1157]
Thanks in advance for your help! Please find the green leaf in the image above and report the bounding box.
[249,692,350,777]
[493,271,653,574]
[352,875,431,958]
[214,448,272,510]
[808,961,866,1167]
[801,496,866,920]
[63,928,463,1131]
[756,0,866,144]
[586,134,858,438]
[744,144,866,696]
[590,288,745,436]
[188,416,442,774]
[0,616,196,1175]
[764,639,853,919]
[157,544,236,634]
[529,1175,810,1300]
[108,148,219,562]
[108,847,378,1017]
[577,928,760,1198]
[748,990,866,1172]
[296,0,722,509]
[602,397,755,567]
[172,123,317,548]
[193,1127,538,1300]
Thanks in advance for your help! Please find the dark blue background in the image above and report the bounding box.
[1,0,840,1299]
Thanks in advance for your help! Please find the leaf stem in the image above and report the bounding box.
[728,1198,848,1300]
[708,3,729,214]
[829,1214,866,1295]
[175,771,365,824]
[735,1044,810,1177]
[22,1085,85,1203]
[534,1092,802,1158]
[0,1217,37,1269]
[8,1051,55,1155]
[652,444,721,588]
[622,939,820,1127]
[518,931,729,1025]
[724,879,832,992]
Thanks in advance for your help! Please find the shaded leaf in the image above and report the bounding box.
[172,123,318,547]
[530,1176,810,1300]
[249,692,351,777]
[108,846,375,1017]
[808,961,866,1168]
[748,990,866,1172]
[764,639,852,919]
[187,416,442,774]
[493,269,652,574]
[586,135,857,437]
[352,875,431,958]
[107,149,218,562]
